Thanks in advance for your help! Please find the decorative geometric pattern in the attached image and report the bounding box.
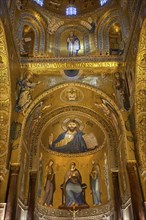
[0,19,10,181]
[136,19,146,168]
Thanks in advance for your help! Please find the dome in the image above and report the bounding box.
[33,0,110,16]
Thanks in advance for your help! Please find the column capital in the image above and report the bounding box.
[127,161,137,173]
[112,171,119,178]
[29,171,37,179]
[10,164,20,174]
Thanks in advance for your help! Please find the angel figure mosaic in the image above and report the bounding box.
[15,74,40,114]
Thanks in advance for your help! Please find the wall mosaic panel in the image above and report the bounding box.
[136,19,146,169]
[0,19,11,181]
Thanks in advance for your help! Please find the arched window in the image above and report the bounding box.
[66,6,77,16]
[109,23,124,55]
[100,0,108,6]
[34,0,44,7]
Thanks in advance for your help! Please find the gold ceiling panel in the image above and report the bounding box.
[40,0,101,16]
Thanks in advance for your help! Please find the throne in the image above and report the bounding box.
[59,183,89,210]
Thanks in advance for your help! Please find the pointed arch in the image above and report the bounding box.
[135,18,146,169]
[17,10,46,54]
[0,19,11,179]
[95,8,129,54]
[18,83,127,172]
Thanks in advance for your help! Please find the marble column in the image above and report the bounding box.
[127,162,146,220]
[16,199,28,220]
[112,172,122,220]
[5,164,20,220]
[0,203,6,220]
[122,204,134,220]
[27,171,37,220]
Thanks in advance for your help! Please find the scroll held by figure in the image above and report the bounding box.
[48,119,98,154]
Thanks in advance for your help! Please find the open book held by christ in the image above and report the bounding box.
[83,133,98,150]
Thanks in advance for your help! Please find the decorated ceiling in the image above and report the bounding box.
[33,0,108,16]
[0,0,146,219]
[13,0,131,61]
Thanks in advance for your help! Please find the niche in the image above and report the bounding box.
[22,25,35,56]
[109,23,124,55]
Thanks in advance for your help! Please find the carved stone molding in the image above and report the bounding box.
[20,60,123,71]
[136,18,146,169]
[0,19,11,182]
[34,202,114,219]
[121,198,132,210]
[127,161,146,220]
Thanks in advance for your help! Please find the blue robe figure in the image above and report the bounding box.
[63,162,84,207]
[67,32,80,56]
[90,162,101,206]
[49,120,88,154]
